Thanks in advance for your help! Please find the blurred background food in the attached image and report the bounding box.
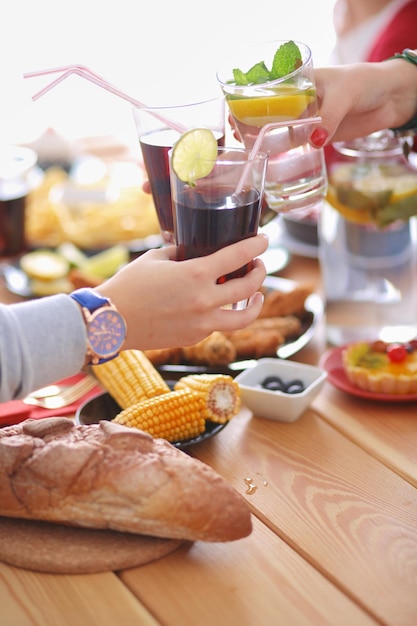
[25,156,160,250]
[18,242,130,296]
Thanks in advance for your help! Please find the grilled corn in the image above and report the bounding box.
[113,389,206,442]
[174,374,240,423]
[92,349,170,409]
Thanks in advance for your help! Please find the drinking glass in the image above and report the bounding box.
[0,145,38,257]
[169,146,268,310]
[133,97,225,243]
[217,40,327,217]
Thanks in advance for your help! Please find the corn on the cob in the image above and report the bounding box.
[113,389,206,442]
[174,374,240,423]
[92,349,170,409]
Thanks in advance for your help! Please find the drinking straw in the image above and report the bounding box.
[235,116,322,196]
[23,64,187,133]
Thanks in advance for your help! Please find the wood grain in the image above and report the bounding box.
[121,517,377,626]
[313,384,417,488]
[191,408,417,626]
[0,563,157,626]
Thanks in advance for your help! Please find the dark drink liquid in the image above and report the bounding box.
[140,129,225,240]
[173,185,261,281]
[0,195,27,256]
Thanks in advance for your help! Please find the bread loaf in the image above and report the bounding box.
[0,417,252,542]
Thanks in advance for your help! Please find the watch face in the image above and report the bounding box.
[88,309,127,358]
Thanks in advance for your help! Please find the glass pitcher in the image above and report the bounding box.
[319,130,417,346]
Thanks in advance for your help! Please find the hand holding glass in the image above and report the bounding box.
[169,146,268,310]
[217,40,327,217]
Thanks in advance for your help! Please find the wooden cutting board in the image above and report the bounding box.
[0,516,185,574]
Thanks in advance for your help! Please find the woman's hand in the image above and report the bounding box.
[311,59,417,146]
[97,233,268,350]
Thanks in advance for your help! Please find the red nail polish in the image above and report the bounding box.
[310,127,329,148]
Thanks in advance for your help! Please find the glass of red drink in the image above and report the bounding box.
[133,97,225,244]
[169,146,268,310]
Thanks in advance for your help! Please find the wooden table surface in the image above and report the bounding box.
[1,252,416,626]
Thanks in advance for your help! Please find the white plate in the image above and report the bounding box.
[261,215,318,259]
[259,244,290,275]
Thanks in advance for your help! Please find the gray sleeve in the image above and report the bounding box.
[0,294,87,402]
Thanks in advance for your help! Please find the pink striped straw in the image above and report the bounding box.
[23,64,187,133]
[235,116,322,196]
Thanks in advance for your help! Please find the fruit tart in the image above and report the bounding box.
[342,340,417,395]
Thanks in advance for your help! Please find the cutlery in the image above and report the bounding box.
[28,383,71,400]
[23,376,98,409]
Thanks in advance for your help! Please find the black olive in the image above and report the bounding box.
[261,376,286,392]
[285,379,305,394]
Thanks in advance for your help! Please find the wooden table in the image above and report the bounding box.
[1,253,417,626]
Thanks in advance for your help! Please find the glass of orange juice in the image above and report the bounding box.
[217,40,327,218]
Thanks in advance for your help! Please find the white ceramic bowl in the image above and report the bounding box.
[235,358,327,422]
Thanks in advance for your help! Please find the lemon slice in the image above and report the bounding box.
[171,128,218,185]
[227,90,315,126]
[31,277,73,297]
[20,250,69,281]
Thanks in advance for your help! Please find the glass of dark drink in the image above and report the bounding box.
[133,97,225,244]
[170,145,268,310]
[0,145,38,257]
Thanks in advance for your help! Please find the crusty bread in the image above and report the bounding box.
[0,417,252,542]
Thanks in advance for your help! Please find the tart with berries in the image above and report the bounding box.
[342,340,417,395]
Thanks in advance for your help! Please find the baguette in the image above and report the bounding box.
[0,417,251,543]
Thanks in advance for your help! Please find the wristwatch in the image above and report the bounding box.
[70,288,127,365]
[388,49,417,136]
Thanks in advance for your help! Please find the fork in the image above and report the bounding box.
[23,375,98,409]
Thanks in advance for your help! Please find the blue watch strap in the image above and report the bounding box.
[70,288,110,312]
[70,288,123,365]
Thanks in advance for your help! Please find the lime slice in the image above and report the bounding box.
[80,244,129,279]
[171,128,218,185]
[20,250,69,281]
[56,242,89,268]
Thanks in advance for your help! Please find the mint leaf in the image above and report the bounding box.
[233,62,271,86]
[245,61,271,84]
[232,68,249,85]
[271,41,302,79]
[231,41,302,86]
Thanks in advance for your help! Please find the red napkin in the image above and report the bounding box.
[0,374,102,427]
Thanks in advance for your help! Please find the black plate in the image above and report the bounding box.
[75,389,228,450]
[156,276,324,379]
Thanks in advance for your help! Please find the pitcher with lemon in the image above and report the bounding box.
[217,40,327,216]
[319,130,417,346]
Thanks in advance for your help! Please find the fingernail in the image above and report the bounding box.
[310,127,329,148]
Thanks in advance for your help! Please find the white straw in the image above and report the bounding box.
[23,64,187,133]
[235,116,322,196]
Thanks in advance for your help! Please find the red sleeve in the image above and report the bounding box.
[366,0,417,61]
